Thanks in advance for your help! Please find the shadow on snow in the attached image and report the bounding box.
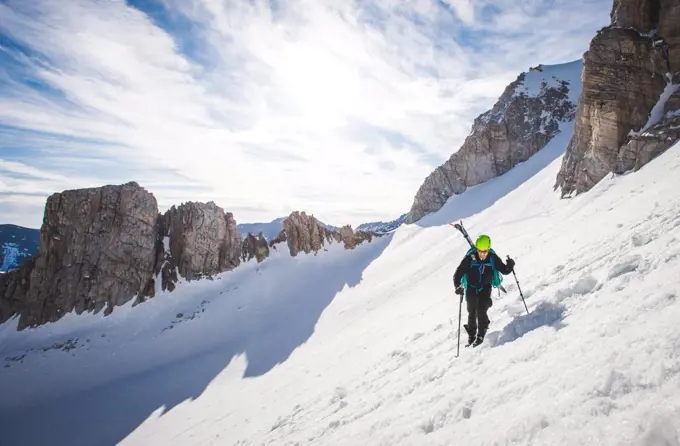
[486,301,567,347]
[0,233,394,446]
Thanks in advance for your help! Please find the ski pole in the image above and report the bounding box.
[509,259,529,314]
[456,292,463,357]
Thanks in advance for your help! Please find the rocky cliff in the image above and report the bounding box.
[407,60,582,223]
[157,202,242,292]
[0,182,158,329]
[242,232,270,263]
[269,211,374,256]
[555,0,680,196]
[0,185,378,330]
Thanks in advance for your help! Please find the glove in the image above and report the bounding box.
[455,285,464,296]
[506,256,515,271]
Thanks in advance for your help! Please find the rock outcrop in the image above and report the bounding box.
[268,211,375,256]
[0,182,158,329]
[555,0,680,196]
[158,202,241,289]
[338,225,374,250]
[407,60,582,223]
[274,211,340,256]
[241,232,270,263]
[0,185,379,330]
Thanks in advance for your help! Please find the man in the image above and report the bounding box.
[453,234,515,347]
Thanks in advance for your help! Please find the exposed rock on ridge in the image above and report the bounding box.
[270,211,374,256]
[0,182,158,330]
[158,202,241,290]
[241,232,270,263]
[407,61,582,223]
[0,185,378,330]
[555,0,680,196]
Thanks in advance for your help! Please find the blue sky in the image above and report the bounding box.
[0,0,611,228]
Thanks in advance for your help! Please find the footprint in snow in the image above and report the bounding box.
[330,386,347,404]
[461,402,473,419]
[607,255,641,280]
[555,275,600,301]
[632,233,653,247]
[420,418,436,434]
[389,350,411,361]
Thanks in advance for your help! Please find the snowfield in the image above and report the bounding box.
[1,140,680,445]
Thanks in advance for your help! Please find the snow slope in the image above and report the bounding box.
[1,140,680,445]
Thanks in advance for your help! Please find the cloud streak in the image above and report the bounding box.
[0,0,610,228]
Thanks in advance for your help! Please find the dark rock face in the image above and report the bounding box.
[338,225,374,250]
[556,0,680,196]
[268,212,375,256]
[407,61,581,223]
[615,110,680,172]
[0,257,35,327]
[241,232,270,263]
[279,211,339,257]
[0,182,158,329]
[610,0,659,30]
[157,202,242,289]
[0,192,378,330]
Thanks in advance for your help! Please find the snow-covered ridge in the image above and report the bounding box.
[407,59,583,224]
[2,127,679,444]
[356,213,407,234]
[477,59,582,126]
[515,60,584,104]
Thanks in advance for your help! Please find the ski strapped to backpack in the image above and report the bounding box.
[449,220,507,294]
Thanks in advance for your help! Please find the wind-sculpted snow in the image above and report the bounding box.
[1,139,680,445]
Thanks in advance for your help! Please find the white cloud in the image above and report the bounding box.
[442,0,476,25]
[0,0,611,228]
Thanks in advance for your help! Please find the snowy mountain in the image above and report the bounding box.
[2,1,680,442]
[237,217,287,240]
[0,225,39,272]
[238,217,340,240]
[3,130,680,444]
[407,60,582,223]
[356,213,407,234]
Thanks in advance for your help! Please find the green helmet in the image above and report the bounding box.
[475,234,491,250]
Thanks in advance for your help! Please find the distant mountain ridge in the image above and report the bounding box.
[236,217,340,241]
[237,215,403,240]
[356,214,407,234]
[0,224,40,272]
[236,218,287,241]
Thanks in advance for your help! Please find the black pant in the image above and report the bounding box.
[465,287,492,338]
